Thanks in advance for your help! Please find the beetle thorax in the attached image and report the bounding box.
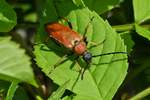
[73,40,87,55]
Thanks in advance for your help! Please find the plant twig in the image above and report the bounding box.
[112,23,150,32]
[130,87,150,100]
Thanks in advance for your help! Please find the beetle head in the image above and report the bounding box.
[83,51,92,63]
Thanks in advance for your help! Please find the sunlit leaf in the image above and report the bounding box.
[34,0,128,99]
[73,0,124,14]
[135,24,150,41]
[120,31,134,53]
[133,0,150,23]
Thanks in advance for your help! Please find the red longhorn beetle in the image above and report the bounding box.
[45,17,127,79]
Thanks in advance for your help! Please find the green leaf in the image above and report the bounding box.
[133,0,150,23]
[82,0,123,14]
[48,80,70,100]
[0,0,17,32]
[34,1,128,99]
[5,82,18,100]
[0,37,37,87]
[135,24,150,41]
[72,0,85,7]
[0,80,10,99]
[120,31,134,53]
[62,96,72,100]
[13,86,30,100]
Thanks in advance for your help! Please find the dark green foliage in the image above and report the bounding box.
[0,0,150,100]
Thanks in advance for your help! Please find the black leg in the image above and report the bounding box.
[80,63,90,80]
[53,54,68,68]
[58,16,73,29]
[49,52,79,73]
[48,54,69,74]
[87,39,106,50]
[82,16,95,43]
[76,57,90,80]
[33,37,50,46]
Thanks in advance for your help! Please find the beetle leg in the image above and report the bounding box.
[58,16,73,29]
[48,54,68,74]
[33,39,49,45]
[89,41,98,45]
[88,39,106,49]
[82,16,95,43]
[44,36,50,43]
[53,54,68,69]
[52,52,76,69]
[49,53,80,74]
[81,57,91,79]
[80,63,90,80]
[53,0,73,29]
[76,57,90,80]
[83,37,88,45]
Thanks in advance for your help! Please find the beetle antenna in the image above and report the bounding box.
[92,52,128,57]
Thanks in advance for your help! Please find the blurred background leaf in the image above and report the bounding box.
[0,0,16,32]
[0,37,37,86]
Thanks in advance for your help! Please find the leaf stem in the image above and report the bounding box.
[112,23,150,32]
[112,23,134,32]
[130,87,150,100]
[6,82,19,100]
